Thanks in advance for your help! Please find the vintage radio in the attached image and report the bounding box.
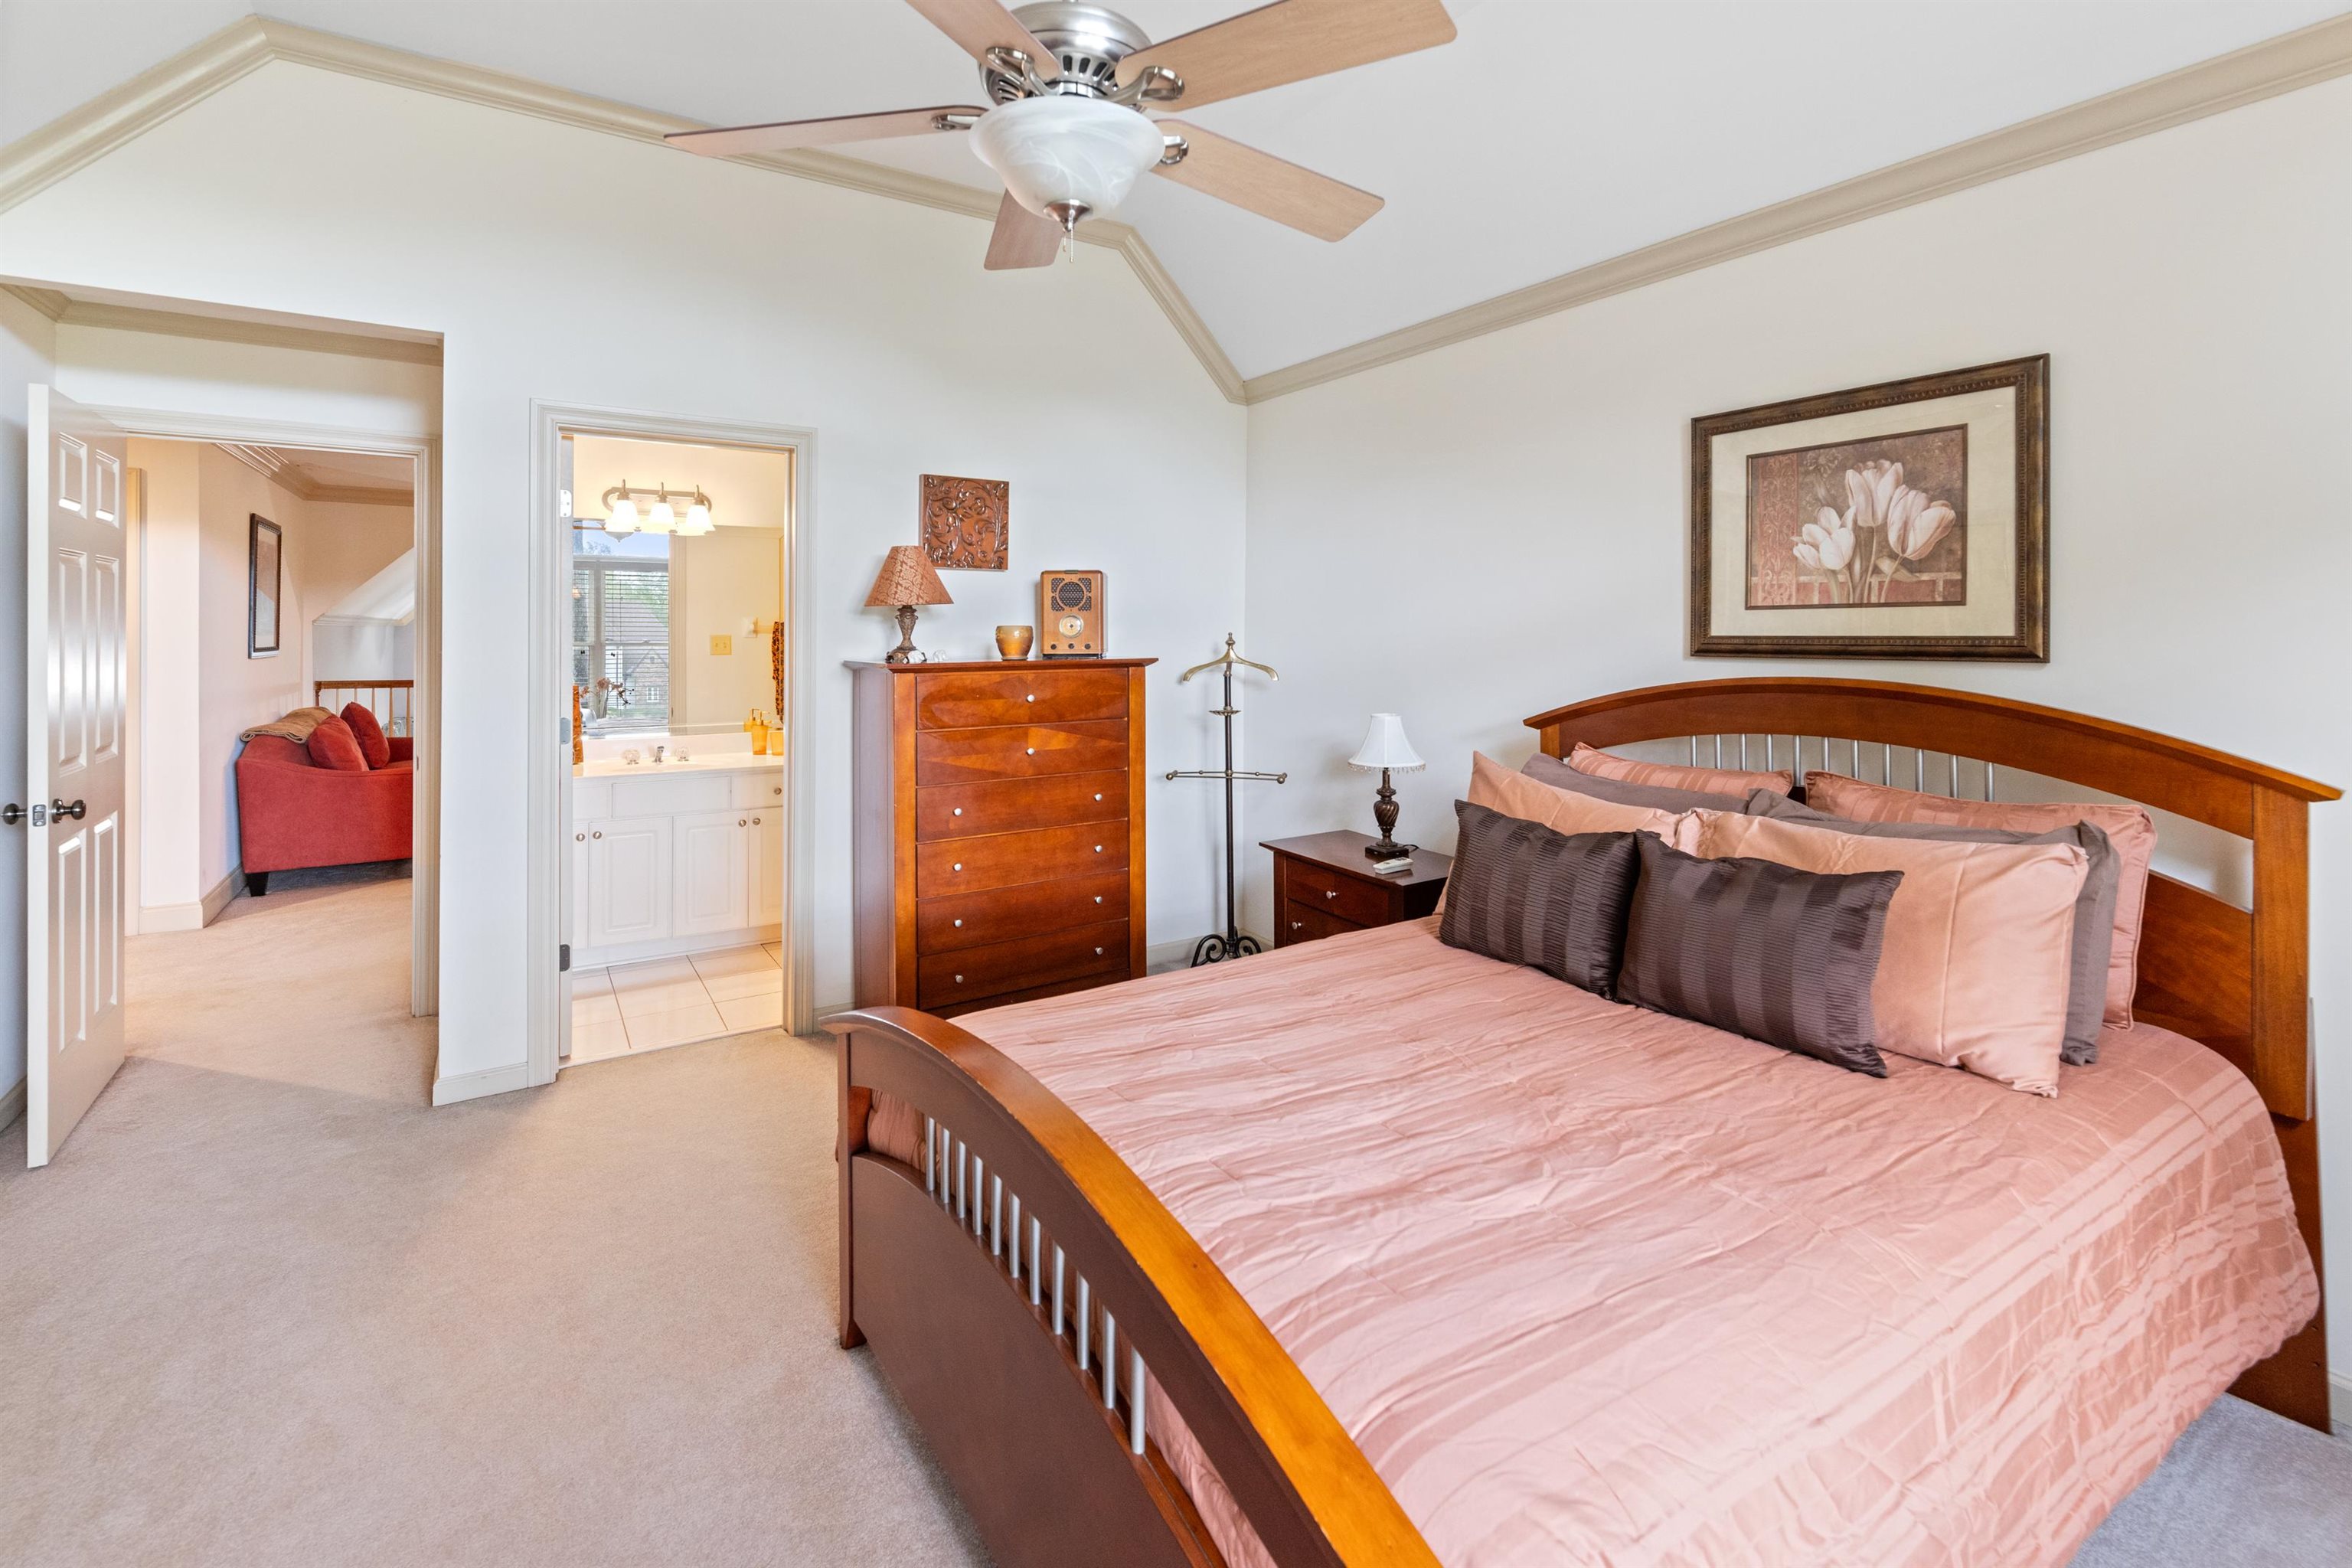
[1039,570,1105,658]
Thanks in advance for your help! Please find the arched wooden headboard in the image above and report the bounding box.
[1526,677,2341,1429]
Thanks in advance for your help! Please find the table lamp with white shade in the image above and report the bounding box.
[1348,713,1425,863]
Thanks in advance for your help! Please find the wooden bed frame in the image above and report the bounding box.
[827,678,2337,1567]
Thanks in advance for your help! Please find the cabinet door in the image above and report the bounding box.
[748,808,784,928]
[588,815,671,948]
[675,808,750,936]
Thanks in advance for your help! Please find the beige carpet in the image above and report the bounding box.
[1,865,987,1567]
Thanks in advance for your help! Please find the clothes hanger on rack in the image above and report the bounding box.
[1165,634,1285,965]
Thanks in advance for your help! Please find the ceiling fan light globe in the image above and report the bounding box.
[972,95,1164,223]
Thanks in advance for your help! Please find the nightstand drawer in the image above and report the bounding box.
[919,920,1129,1008]
[915,668,1129,729]
[1280,900,1364,946]
[916,771,1126,840]
[916,821,1129,897]
[915,721,1129,786]
[918,871,1129,952]
[1281,858,1393,926]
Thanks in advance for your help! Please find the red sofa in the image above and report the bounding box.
[234,733,414,894]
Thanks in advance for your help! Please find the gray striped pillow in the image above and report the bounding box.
[1437,801,1642,997]
[1619,831,1902,1076]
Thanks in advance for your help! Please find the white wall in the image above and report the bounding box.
[313,617,412,682]
[1243,79,2352,1379]
[126,438,204,913]
[0,60,1247,1085]
[0,289,57,1105]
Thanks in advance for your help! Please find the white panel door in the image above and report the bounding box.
[673,808,748,936]
[748,808,784,928]
[586,816,671,948]
[23,387,129,1167]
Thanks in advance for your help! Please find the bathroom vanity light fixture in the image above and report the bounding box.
[599,480,716,536]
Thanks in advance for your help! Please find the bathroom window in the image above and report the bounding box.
[573,533,671,732]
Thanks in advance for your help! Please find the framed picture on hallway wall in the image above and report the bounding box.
[249,514,283,657]
[1688,355,2049,660]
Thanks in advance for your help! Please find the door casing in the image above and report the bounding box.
[528,403,816,1085]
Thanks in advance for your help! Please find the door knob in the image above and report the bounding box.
[52,799,85,821]
[1,804,21,826]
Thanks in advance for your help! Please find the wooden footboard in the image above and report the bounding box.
[828,1005,1436,1568]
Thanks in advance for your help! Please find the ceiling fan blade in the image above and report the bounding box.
[1152,121,1382,241]
[906,0,1061,80]
[985,190,1064,270]
[1118,0,1455,109]
[665,105,988,157]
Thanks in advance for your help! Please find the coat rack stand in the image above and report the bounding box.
[1165,635,1285,965]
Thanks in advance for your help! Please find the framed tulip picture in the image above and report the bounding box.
[1688,355,2048,660]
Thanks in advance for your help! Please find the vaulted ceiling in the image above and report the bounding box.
[5,1,2344,381]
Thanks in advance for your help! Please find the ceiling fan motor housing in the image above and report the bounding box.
[990,3,1153,102]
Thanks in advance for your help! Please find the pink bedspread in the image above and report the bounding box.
[878,919,2316,1567]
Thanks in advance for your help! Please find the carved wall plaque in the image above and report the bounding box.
[920,474,1010,570]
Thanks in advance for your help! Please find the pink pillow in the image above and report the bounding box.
[340,702,391,769]
[1694,811,2088,1095]
[305,715,368,772]
[1472,753,1697,847]
[1570,741,1792,799]
[1803,773,2154,1029]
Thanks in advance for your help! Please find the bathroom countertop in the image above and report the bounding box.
[573,752,785,779]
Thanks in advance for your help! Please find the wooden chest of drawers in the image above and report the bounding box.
[851,659,1152,1018]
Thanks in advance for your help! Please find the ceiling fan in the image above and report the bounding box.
[665,0,1456,269]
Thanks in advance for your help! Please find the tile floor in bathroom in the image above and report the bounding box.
[567,942,784,1065]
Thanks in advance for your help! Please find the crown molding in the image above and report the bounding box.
[215,438,413,505]
[0,15,1245,403]
[3,283,70,318]
[1240,11,2352,403]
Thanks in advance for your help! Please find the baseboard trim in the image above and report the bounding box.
[139,865,243,932]
[431,1060,532,1106]
[0,1075,24,1132]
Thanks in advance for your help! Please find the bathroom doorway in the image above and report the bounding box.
[541,419,809,1073]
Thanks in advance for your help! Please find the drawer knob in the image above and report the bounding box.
[953,919,962,928]
[952,861,962,871]
[1093,793,1102,802]
[1291,921,1303,930]
[1095,946,1104,956]
[1093,895,1102,903]
[952,807,963,816]
[1325,890,1338,900]
[753,816,761,825]
[1025,746,1035,756]
[574,832,585,842]
[739,818,748,827]
[1025,694,1035,703]
[953,974,963,985]
[592,831,603,840]
[1094,844,1102,853]
[772,786,781,795]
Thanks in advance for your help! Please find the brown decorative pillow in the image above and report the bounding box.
[1745,789,2118,1066]
[1438,800,1642,998]
[1523,751,1746,813]
[1619,831,1902,1076]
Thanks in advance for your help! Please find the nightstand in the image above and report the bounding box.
[1261,831,1452,948]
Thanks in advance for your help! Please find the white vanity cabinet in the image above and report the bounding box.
[570,760,785,967]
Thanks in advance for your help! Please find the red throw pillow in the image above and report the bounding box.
[305,715,368,771]
[341,702,391,769]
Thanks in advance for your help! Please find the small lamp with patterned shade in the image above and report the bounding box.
[865,546,954,665]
